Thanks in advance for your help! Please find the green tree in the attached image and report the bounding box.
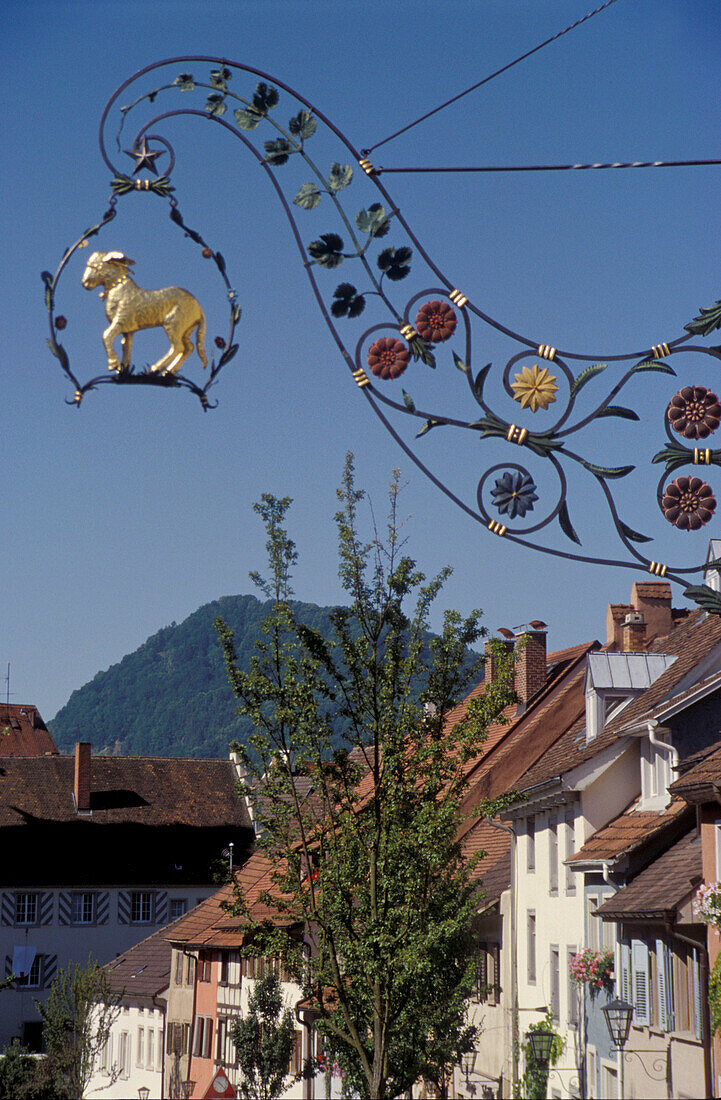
[36,960,122,1100]
[231,973,295,1100]
[0,1043,65,1100]
[216,455,516,1100]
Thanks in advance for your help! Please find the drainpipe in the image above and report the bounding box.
[486,816,518,1099]
[648,720,679,778]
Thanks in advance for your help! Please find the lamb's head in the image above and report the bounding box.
[81,251,135,290]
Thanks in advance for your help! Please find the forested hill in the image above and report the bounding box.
[49,596,357,758]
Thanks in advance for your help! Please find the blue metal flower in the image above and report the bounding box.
[491,471,538,519]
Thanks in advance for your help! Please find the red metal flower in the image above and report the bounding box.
[415,300,457,343]
[668,386,721,439]
[662,476,717,530]
[366,337,410,380]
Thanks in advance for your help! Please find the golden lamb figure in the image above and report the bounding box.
[81,250,208,375]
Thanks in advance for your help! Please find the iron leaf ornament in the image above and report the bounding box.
[44,56,721,612]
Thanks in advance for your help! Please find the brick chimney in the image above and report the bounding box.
[621,612,646,652]
[484,638,515,684]
[630,581,672,643]
[606,603,633,649]
[514,628,547,711]
[74,742,91,813]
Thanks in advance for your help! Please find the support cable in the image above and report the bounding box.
[373,157,721,175]
[362,0,623,155]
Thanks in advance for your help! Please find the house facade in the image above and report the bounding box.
[0,742,254,1050]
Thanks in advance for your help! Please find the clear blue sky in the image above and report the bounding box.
[3,0,721,721]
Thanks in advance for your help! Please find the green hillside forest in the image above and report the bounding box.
[50,595,478,758]
[49,596,350,758]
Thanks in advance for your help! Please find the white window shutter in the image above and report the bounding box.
[655,939,667,1030]
[632,939,650,1026]
[620,941,631,1004]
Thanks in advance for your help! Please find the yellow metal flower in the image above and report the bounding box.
[511,363,558,412]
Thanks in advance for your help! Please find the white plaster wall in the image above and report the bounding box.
[0,886,217,1050]
[86,1002,165,1100]
[581,744,639,837]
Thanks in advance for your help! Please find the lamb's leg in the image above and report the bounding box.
[103,321,122,372]
[120,332,133,370]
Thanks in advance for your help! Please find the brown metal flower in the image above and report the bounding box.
[668,386,721,439]
[662,476,717,530]
[415,300,457,343]
[366,337,411,380]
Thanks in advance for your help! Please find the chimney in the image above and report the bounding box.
[630,581,672,642]
[622,612,646,652]
[484,638,514,685]
[514,627,548,711]
[606,603,633,648]
[74,742,91,813]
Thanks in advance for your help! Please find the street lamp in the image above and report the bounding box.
[137,1088,150,1100]
[180,1082,196,1100]
[602,997,633,1098]
[527,1026,556,1065]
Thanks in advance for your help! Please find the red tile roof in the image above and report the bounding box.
[462,818,511,902]
[595,830,702,919]
[670,740,721,800]
[0,754,254,886]
[566,798,690,864]
[105,918,180,1005]
[0,705,57,756]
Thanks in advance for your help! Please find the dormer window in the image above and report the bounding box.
[584,653,677,744]
[640,730,673,810]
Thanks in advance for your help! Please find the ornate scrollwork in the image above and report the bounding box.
[45,55,721,610]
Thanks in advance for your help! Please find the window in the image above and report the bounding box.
[131,892,152,923]
[219,951,229,985]
[527,815,536,872]
[186,954,196,985]
[71,892,94,924]
[100,1033,112,1074]
[564,806,576,895]
[16,955,42,988]
[290,1031,303,1075]
[147,1028,154,1070]
[136,1027,144,1067]
[175,951,184,985]
[601,1063,617,1098]
[119,1031,130,1079]
[550,946,560,1023]
[586,893,601,951]
[203,1018,214,1059]
[216,1016,226,1063]
[527,911,536,983]
[170,898,187,920]
[15,893,38,925]
[549,816,558,894]
[199,952,212,982]
[193,1016,213,1059]
[641,733,673,809]
[567,947,579,1026]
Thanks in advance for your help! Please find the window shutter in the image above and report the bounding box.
[4,955,12,980]
[664,943,675,1031]
[620,941,631,1004]
[656,939,668,1031]
[632,939,650,1026]
[96,891,109,925]
[692,948,703,1041]
[0,894,14,926]
[154,891,168,924]
[477,948,487,1002]
[58,892,72,926]
[42,954,58,988]
[117,891,131,925]
[39,893,53,925]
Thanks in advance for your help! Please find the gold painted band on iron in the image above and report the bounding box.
[648,561,668,577]
[487,520,507,537]
[400,324,417,341]
[538,344,556,360]
[652,343,670,359]
[449,288,468,308]
[359,158,376,176]
[506,424,528,445]
[352,368,370,388]
[694,449,711,465]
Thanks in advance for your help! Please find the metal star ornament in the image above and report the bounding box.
[124,137,164,175]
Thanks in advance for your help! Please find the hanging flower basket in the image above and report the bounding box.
[693,881,721,927]
[569,949,614,996]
